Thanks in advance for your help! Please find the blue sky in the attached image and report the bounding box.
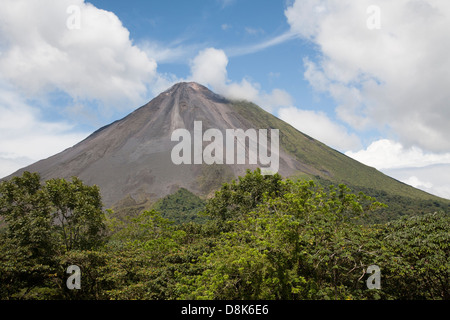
[86,0,329,126]
[1,0,450,199]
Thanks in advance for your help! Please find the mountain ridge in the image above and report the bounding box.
[5,82,448,216]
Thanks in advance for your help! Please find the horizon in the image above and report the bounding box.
[1,1,449,199]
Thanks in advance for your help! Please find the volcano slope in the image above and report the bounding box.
[6,82,449,221]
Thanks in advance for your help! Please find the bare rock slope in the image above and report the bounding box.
[8,83,303,207]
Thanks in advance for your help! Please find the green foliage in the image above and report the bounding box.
[152,188,207,224]
[46,177,106,251]
[62,210,219,300]
[0,172,107,299]
[372,212,449,299]
[313,175,450,224]
[1,170,448,300]
[0,237,57,299]
[204,168,284,222]
[0,172,55,259]
[181,178,386,300]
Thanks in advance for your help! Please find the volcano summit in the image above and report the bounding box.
[6,82,447,214]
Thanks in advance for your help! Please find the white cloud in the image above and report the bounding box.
[402,176,433,190]
[0,0,158,107]
[383,164,450,200]
[189,48,293,111]
[190,48,229,91]
[345,139,450,170]
[303,58,370,131]
[260,89,294,111]
[0,156,35,180]
[286,0,450,153]
[346,140,450,199]
[433,185,450,200]
[0,84,89,178]
[278,107,362,151]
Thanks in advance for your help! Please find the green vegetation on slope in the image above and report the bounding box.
[231,100,446,201]
[311,175,450,224]
[151,187,207,224]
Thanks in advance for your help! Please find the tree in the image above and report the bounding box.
[180,176,386,300]
[374,211,450,299]
[204,168,284,222]
[45,177,106,251]
[0,172,106,299]
[0,172,55,259]
[0,172,57,299]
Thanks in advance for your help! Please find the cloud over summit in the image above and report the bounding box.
[189,48,293,112]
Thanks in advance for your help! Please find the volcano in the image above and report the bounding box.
[6,82,447,213]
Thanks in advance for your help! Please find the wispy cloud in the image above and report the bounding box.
[225,31,298,57]
[217,0,236,9]
[139,39,201,64]
[221,23,232,30]
[245,27,265,36]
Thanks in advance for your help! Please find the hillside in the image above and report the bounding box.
[4,82,449,221]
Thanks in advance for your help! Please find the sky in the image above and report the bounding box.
[1,0,450,199]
